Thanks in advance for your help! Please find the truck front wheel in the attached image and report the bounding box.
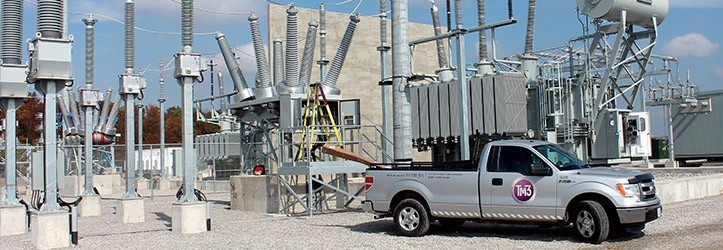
[393,198,430,236]
[573,200,610,244]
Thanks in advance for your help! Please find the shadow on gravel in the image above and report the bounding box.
[346,220,644,244]
[153,212,172,227]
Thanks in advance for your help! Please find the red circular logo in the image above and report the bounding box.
[513,179,535,202]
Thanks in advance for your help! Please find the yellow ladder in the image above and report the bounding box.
[295,83,343,161]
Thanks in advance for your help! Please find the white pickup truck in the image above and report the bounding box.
[362,140,661,243]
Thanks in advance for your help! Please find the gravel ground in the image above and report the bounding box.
[3,191,723,249]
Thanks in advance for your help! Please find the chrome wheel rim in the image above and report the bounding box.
[398,207,420,231]
[576,210,595,237]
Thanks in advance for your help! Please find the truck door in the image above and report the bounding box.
[481,145,559,221]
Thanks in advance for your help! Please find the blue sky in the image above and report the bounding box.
[16,0,723,135]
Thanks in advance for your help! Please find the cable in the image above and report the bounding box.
[349,0,364,14]
[167,0,251,16]
[24,0,216,36]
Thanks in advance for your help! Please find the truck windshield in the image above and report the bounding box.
[533,144,588,171]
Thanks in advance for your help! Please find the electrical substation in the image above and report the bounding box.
[0,0,721,248]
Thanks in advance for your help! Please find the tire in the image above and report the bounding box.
[438,219,465,229]
[393,198,430,236]
[573,200,610,244]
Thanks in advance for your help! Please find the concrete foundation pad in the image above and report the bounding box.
[31,210,69,249]
[0,205,27,236]
[156,179,171,190]
[230,175,279,213]
[117,198,144,223]
[79,195,101,217]
[172,202,207,234]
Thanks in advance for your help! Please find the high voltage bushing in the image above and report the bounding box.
[248,13,274,98]
[277,5,304,95]
[321,14,361,96]
[272,39,284,86]
[215,32,254,102]
[298,21,319,87]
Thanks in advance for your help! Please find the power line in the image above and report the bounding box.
[166,0,252,16]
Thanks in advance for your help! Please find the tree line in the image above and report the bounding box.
[0,93,220,145]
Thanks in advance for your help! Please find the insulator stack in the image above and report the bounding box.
[322,14,361,95]
[273,39,284,86]
[216,32,254,101]
[285,5,300,88]
[299,21,319,86]
[124,0,134,70]
[37,0,63,39]
[248,14,273,91]
[525,0,536,54]
[181,0,193,48]
[83,17,97,86]
[478,0,488,60]
[431,6,449,69]
[1,0,23,64]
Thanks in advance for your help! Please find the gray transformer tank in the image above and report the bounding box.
[411,73,529,148]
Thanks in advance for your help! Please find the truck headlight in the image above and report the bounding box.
[616,183,641,201]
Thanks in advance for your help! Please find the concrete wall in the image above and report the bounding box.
[656,174,723,205]
[268,4,441,160]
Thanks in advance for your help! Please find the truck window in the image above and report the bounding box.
[533,144,587,170]
[488,146,543,175]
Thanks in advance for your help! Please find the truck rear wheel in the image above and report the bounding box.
[573,200,610,244]
[393,198,430,236]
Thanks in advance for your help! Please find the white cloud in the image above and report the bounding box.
[670,0,723,8]
[715,66,723,77]
[662,33,719,58]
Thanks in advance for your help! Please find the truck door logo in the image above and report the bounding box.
[513,178,535,202]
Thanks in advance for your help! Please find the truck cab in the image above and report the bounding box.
[362,140,661,243]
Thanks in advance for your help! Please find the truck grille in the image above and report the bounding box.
[629,173,656,201]
[640,180,656,200]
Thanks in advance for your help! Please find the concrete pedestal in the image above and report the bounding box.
[79,195,101,217]
[94,174,122,196]
[31,210,69,249]
[230,175,279,213]
[136,179,150,190]
[0,205,27,236]
[117,198,144,223]
[63,176,84,196]
[156,179,171,190]
[172,202,207,234]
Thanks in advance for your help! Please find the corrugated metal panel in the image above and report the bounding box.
[420,85,431,139]
[449,81,461,137]
[439,83,451,138]
[411,86,420,140]
[470,77,484,133]
[495,73,528,134]
[483,76,496,134]
[429,84,441,139]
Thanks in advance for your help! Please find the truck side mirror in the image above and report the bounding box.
[529,163,552,176]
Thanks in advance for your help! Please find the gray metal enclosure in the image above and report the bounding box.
[673,90,723,159]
